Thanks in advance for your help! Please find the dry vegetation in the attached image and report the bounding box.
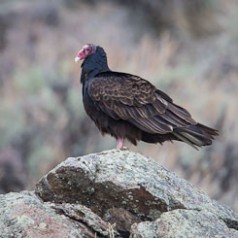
[0,0,238,211]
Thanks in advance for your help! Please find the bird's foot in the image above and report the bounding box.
[119,146,128,150]
[116,138,127,150]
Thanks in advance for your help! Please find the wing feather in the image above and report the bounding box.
[88,71,196,134]
[130,117,172,134]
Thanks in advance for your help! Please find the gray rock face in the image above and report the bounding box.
[1,149,238,237]
[0,191,113,238]
[131,210,238,238]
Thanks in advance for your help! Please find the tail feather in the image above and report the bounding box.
[196,123,219,137]
[141,123,218,149]
[173,123,219,149]
[173,132,200,150]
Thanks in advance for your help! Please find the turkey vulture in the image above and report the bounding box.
[75,44,218,149]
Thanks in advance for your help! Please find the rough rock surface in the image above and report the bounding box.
[1,149,238,237]
[131,210,238,238]
[0,191,114,238]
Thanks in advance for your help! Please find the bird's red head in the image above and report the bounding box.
[75,44,97,62]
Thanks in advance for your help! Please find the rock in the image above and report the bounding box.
[35,150,238,230]
[0,191,117,238]
[130,210,238,238]
[1,149,238,237]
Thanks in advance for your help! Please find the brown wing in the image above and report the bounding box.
[88,71,196,134]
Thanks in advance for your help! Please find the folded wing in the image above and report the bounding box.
[87,71,196,135]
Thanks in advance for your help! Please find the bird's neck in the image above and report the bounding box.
[80,47,110,84]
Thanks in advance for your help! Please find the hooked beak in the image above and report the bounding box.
[74,49,85,63]
[74,56,80,62]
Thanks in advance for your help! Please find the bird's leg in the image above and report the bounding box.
[116,137,125,150]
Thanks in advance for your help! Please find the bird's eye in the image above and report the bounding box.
[84,48,90,54]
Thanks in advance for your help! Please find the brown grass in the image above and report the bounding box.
[0,0,238,211]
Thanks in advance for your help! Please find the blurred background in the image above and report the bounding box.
[0,0,238,211]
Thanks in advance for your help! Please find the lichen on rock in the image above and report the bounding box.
[0,149,238,237]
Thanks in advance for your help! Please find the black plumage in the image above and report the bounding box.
[75,44,218,149]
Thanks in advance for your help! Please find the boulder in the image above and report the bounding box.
[0,191,114,238]
[1,149,238,237]
[131,210,238,238]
